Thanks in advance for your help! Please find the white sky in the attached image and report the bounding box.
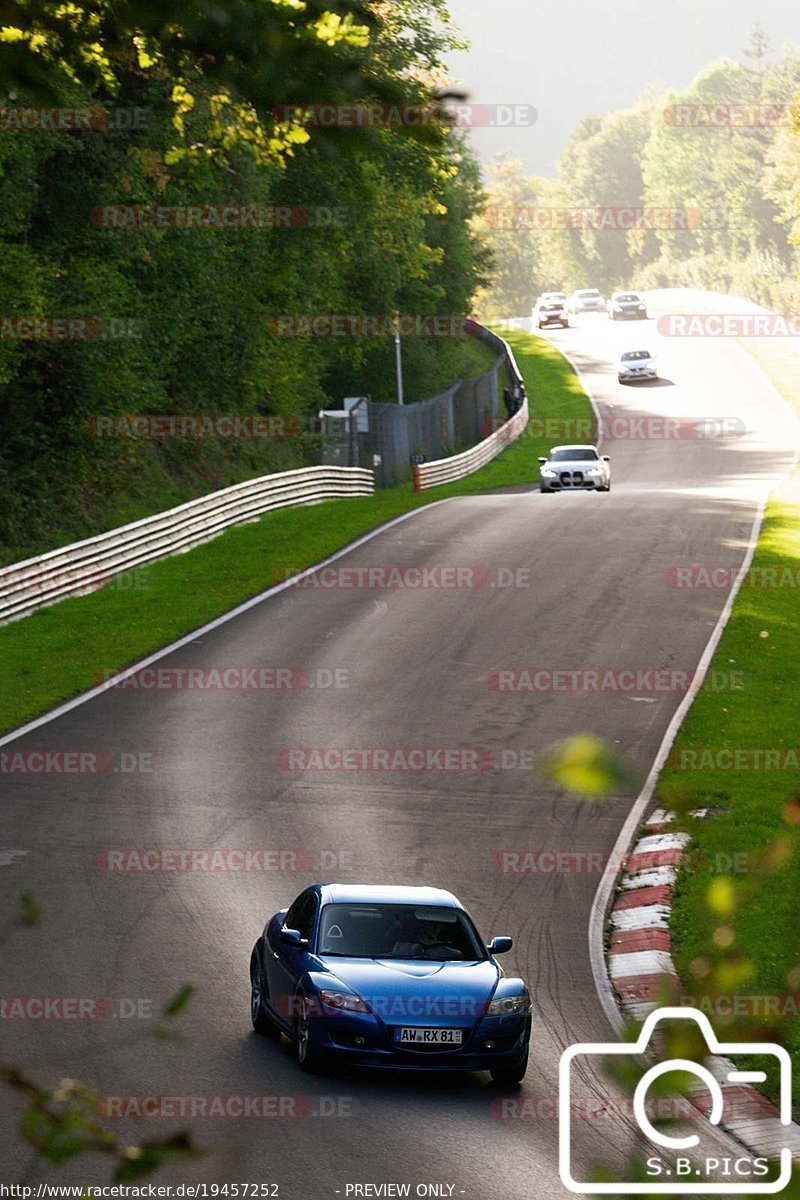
[447,0,800,175]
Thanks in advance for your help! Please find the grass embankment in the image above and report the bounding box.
[1,336,498,567]
[0,329,591,736]
[662,338,800,1109]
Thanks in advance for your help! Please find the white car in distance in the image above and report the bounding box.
[535,291,568,307]
[618,349,658,383]
[535,300,569,329]
[538,444,611,493]
[608,291,648,320]
[568,288,606,314]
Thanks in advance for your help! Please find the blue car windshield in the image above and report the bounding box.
[317,903,485,961]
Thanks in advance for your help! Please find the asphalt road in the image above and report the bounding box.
[0,296,795,1198]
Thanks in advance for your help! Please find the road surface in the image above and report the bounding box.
[0,295,795,1197]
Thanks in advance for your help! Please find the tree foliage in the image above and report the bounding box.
[479,46,800,316]
[0,0,490,560]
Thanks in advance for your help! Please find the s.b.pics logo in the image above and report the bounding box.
[559,1008,793,1194]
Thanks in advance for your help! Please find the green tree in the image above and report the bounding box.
[0,0,490,558]
[743,20,773,91]
[471,156,548,319]
[558,97,657,291]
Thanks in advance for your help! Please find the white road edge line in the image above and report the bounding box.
[552,344,605,452]
[0,501,460,749]
[588,331,800,1034]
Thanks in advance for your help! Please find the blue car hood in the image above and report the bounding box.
[318,957,500,1023]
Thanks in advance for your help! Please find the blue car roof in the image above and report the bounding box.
[318,884,461,908]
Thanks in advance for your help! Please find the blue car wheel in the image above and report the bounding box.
[295,993,325,1073]
[489,1044,529,1086]
[250,948,279,1036]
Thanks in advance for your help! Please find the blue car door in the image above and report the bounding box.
[266,889,318,1024]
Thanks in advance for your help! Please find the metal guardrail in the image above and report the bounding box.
[321,322,528,488]
[473,324,526,392]
[411,327,528,491]
[412,396,529,491]
[0,465,374,626]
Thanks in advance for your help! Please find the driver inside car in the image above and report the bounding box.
[390,919,465,960]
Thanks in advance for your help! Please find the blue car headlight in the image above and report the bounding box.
[487,991,530,1016]
[319,989,370,1014]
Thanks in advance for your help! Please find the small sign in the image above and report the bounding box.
[343,396,369,434]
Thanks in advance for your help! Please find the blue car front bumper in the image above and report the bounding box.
[308,1011,530,1071]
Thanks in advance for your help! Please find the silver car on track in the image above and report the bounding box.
[568,288,606,314]
[618,349,657,383]
[538,444,611,492]
[608,291,648,320]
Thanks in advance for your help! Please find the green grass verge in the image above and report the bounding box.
[0,328,591,736]
[1,333,499,567]
[662,338,800,1111]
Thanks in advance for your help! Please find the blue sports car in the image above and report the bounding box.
[250,884,531,1083]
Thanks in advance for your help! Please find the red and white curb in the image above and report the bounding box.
[607,807,800,1162]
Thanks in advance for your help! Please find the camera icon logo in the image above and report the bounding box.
[559,1006,793,1194]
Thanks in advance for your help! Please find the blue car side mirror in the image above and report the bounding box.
[280,927,305,946]
[489,936,513,954]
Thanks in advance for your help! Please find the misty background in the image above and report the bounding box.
[448,0,800,174]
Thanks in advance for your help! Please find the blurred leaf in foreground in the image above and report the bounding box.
[542,733,640,799]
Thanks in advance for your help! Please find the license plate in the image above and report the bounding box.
[395,1027,463,1046]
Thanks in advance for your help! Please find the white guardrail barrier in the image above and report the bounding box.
[0,465,374,626]
[412,396,529,490]
[413,330,529,491]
